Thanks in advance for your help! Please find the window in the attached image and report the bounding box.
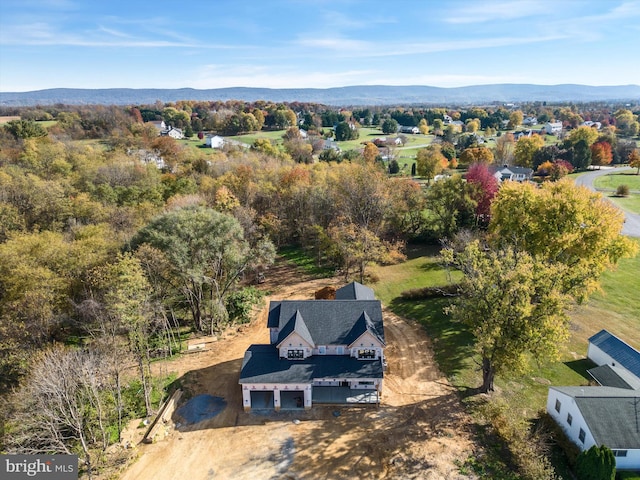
[567,413,572,426]
[555,399,561,413]
[336,346,344,355]
[318,346,326,355]
[287,349,304,359]
[358,349,376,359]
[613,450,628,457]
[578,428,586,443]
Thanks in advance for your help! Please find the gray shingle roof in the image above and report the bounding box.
[276,310,315,347]
[551,386,640,449]
[239,344,384,384]
[589,329,640,379]
[335,281,376,300]
[588,364,640,390]
[269,300,385,346]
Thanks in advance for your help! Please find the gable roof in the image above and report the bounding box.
[276,310,315,348]
[335,281,375,300]
[268,299,384,346]
[552,386,640,449]
[345,311,385,346]
[589,329,640,379]
[240,344,384,384]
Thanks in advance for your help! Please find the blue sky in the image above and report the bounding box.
[1,0,639,92]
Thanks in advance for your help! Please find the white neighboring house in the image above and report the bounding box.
[206,135,225,149]
[523,116,538,126]
[443,114,453,125]
[546,330,640,470]
[148,120,166,132]
[542,122,562,135]
[491,165,533,182]
[582,121,602,130]
[399,126,419,134]
[161,126,184,140]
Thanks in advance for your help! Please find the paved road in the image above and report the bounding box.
[574,167,640,238]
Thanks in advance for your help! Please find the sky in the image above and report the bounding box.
[1,0,639,92]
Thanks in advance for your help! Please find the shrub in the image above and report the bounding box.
[226,287,264,324]
[616,184,630,197]
[400,284,460,299]
[576,445,615,480]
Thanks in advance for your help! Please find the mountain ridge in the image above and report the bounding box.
[1,84,639,106]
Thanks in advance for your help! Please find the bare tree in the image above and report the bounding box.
[8,347,110,478]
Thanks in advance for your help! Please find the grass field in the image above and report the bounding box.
[594,170,640,191]
[593,170,640,213]
[370,238,640,422]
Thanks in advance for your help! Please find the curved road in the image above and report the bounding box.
[574,167,640,238]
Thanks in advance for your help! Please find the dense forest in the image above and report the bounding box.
[0,98,638,477]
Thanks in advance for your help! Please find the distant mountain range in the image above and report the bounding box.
[1,84,639,107]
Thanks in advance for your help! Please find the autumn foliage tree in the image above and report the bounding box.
[446,180,637,392]
[465,163,499,223]
[590,140,613,168]
[459,147,494,166]
[416,144,448,183]
[629,149,640,174]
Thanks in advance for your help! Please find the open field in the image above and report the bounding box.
[0,115,21,124]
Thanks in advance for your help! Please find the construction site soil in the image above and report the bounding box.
[117,263,477,479]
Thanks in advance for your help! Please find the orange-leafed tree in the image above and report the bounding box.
[590,141,613,168]
[628,149,640,175]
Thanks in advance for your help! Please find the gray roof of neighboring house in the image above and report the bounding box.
[551,386,640,449]
[239,344,384,384]
[588,364,640,390]
[268,299,385,346]
[335,281,376,300]
[589,329,640,379]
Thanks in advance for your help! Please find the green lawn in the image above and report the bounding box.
[593,170,640,213]
[593,171,640,191]
[371,239,640,425]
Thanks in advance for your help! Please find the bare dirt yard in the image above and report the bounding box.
[117,263,476,479]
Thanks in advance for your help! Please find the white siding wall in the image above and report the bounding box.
[349,332,383,359]
[546,389,596,451]
[278,332,313,358]
[614,449,640,470]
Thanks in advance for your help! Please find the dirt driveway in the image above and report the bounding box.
[118,267,475,480]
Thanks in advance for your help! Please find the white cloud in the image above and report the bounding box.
[444,0,544,24]
[190,64,377,89]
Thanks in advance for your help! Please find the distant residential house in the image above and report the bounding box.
[148,120,166,132]
[542,122,562,135]
[323,138,340,151]
[490,165,533,182]
[546,330,640,470]
[399,126,419,134]
[239,282,385,411]
[443,114,453,125]
[206,135,225,149]
[522,116,538,126]
[582,121,602,130]
[161,126,184,140]
[299,129,308,139]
